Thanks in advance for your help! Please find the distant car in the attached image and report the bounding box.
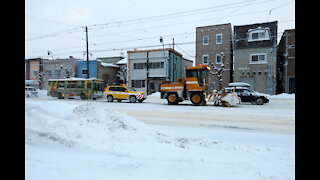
[103,85,147,103]
[226,87,269,105]
[25,86,38,98]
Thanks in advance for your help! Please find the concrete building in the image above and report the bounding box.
[276,29,295,94]
[195,23,233,90]
[25,58,46,89]
[42,57,80,90]
[233,21,278,95]
[127,48,192,94]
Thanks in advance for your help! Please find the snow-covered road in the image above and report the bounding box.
[30,92,295,134]
[25,92,295,180]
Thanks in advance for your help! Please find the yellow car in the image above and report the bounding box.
[103,85,147,103]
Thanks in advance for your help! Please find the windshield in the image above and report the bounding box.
[127,87,137,91]
[93,82,104,91]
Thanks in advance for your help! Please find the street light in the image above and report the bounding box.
[47,51,54,60]
[160,36,169,81]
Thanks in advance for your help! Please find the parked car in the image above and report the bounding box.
[226,87,269,105]
[25,86,38,98]
[103,85,147,103]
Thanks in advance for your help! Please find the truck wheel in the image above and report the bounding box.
[256,98,264,105]
[129,96,137,103]
[190,93,204,106]
[167,93,178,105]
[107,95,113,102]
[58,93,64,99]
[80,93,86,100]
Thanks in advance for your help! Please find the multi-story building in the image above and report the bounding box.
[277,29,295,94]
[233,21,278,95]
[127,48,192,94]
[195,23,233,90]
[25,58,46,89]
[42,57,80,90]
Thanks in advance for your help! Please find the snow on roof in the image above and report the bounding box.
[48,78,103,81]
[25,80,38,85]
[228,82,251,87]
[116,58,127,65]
[101,63,119,68]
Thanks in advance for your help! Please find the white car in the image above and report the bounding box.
[25,86,38,98]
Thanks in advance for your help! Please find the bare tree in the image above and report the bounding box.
[209,52,227,90]
[117,65,128,84]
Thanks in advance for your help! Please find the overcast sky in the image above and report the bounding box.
[25,0,295,61]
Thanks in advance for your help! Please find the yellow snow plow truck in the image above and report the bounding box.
[160,64,240,107]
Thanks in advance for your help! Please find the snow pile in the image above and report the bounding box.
[269,93,295,99]
[25,101,155,151]
[36,89,48,97]
[25,99,295,180]
[148,92,160,97]
[25,101,217,151]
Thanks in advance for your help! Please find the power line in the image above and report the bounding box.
[26,30,291,60]
[87,0,276,30]
[26,23,294,57]
[25,0,276,42]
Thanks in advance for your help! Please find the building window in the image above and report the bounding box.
[32,70,38,77]
[202,54,209,64]
[45,70,52,76]
[250,53,266,63]
[216,54,222,64]
[216,34,222,44]
[247,27,270,42]
[81,68,88,75]
[202,36,209,45]
[133,62,164,69]
[133,63,144,69]
[132,80,145,88]
[161,62,164,68]
[54,70,61,76]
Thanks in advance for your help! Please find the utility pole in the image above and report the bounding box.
[172,38,175,52]
[146,51,149,95]
[160,36,168,81]
[172,38,175,81]
[85,26,89,79]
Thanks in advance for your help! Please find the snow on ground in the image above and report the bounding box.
[25,91,295,180]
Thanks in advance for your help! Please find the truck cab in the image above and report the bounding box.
[185,65,210,91]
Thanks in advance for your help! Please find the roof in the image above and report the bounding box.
[228,82,251,87]
[116,58,128,65]
[127,48,183,57]
[25,80,38,85]
[48,78,103,81]
[196,23,231,29]
[101,63,119,68]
